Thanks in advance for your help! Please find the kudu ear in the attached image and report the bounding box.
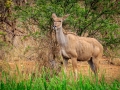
[52,13,57,19]
[62,14,70,21]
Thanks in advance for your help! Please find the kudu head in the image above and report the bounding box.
[52,13,69,30]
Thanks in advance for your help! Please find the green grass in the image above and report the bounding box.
[0,71,120,90]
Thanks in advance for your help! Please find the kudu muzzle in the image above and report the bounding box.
[53,25,57,30]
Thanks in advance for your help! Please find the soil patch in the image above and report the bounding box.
[0,58,120,82]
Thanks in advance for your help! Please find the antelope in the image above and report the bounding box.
[52,13,103,79]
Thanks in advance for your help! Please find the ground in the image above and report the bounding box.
[68,59,120,82]
[0,57,120,82]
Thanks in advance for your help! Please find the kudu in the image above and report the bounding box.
[52,13,103,79]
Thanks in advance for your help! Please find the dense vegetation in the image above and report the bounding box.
[0,0,120,89]
[0,0,120,58]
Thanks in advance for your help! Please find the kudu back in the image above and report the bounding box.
[52,13,103,79]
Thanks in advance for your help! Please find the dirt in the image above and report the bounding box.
[67,60,120,81]
[0,58,120,82]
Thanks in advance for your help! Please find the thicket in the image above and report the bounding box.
[0,0,120,60]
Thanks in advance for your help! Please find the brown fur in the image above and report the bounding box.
[52,13,103,79]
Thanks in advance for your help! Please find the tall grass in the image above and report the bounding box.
[0,69,120,90]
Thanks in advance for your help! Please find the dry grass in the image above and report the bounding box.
[0,21,63,79]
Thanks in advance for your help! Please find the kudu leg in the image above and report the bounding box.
[88,58,94,73]
[92,58,99,75]
[71,58,78,80]
[88,57,99,75]
[63,58,69,74]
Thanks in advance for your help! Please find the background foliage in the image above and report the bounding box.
[0,0,120,59]
[0,0,120,87]
[15,0,120,56]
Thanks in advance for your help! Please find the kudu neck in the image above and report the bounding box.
[55,27,67,46]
